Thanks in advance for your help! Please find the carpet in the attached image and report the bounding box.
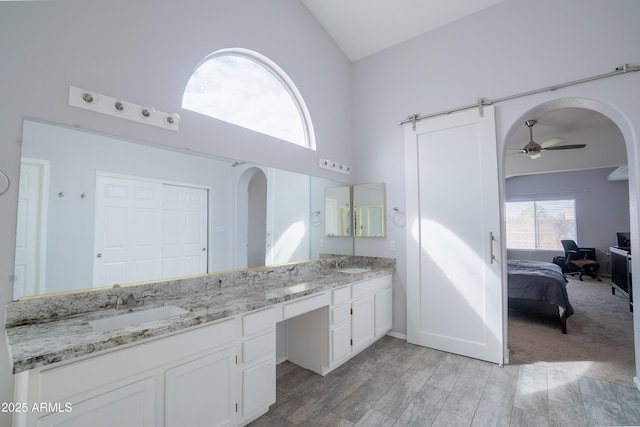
[508,276,636,387]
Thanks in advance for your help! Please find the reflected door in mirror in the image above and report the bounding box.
[353,183,385,237]
[325,186,351,237]
[94,174,208,287]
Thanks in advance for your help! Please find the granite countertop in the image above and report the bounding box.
[5,257,395,374]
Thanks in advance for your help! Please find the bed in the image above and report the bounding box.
[507,259,574,334]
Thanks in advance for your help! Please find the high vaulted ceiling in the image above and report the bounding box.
[299,1,628,178]
[300,0,504,62]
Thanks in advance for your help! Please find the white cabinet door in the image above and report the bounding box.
[374,288,393,337]
[242,358,276,416]
[405,106,504,364]
[331,320,352,362]
[37,377,156,427]
[351,295,374,351]
[165,346,236,427]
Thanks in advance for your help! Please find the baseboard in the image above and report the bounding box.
[386,331,407,340]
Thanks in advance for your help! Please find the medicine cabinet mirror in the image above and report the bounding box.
[324,185,351,237]
[353,182,386,237]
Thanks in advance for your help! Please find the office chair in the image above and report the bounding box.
[561,239,601,281]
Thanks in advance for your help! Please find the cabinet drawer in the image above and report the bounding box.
[282,293,330,319]
[351,275,392,299]
[243,307,275,337]
[332,286,351,305]
[38,319,236,402]
[331,304,351,326]
[243,331,275,364]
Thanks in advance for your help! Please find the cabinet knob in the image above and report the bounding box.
[96,253,102,258]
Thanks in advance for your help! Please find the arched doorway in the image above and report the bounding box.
[235,167,268,269]
[502,99,636,385]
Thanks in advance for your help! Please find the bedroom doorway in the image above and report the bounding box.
[503,101,635,386]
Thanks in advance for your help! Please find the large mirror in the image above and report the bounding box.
[353,182,386,237]
[14,119,353,299]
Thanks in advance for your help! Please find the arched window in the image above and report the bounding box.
[182,48,315,150]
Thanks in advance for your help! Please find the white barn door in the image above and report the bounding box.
[405,106,504,364]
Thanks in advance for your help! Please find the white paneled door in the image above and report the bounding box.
[405,106,504,365]
[14,158,49,298]
[162,184,208,279]
[94,175,208,287]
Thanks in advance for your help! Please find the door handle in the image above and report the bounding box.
[489,232,497,264]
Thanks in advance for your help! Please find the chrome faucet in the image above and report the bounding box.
[334,259,347,269]
[110,293,142,310]
[123,294,139,308]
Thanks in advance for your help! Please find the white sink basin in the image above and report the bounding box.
[89,305,189,332]
[338,267,370,274]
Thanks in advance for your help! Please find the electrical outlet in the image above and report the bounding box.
[389,240,396,251]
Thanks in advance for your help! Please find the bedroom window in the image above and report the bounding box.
[505,199,576,250]
[182,48,315,150]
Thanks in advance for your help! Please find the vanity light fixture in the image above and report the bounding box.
[68,86,180,131]
[318,157,351,175]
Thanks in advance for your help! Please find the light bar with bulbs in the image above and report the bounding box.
[68,86,180,131]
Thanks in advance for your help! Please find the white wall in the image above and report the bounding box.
[505,167,630,270]
[351,0,640,381]
[0,1,352,423]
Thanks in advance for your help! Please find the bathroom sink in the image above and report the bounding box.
[337,267,370,274]
[89,305,189,332]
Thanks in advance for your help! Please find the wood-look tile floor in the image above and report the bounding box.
[248,335,640,427]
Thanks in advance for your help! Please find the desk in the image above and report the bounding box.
[610,246,632,312]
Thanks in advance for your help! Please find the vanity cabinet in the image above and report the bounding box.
[14,319,237,427]
[293,274,393,373]
[12,271,393,426]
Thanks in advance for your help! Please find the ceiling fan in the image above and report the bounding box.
[519,119,586,159]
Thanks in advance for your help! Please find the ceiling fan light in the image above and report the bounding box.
[529,153,541,160]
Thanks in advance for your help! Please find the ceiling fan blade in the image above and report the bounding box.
[540,138,562,149]
[545,144,586,151]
